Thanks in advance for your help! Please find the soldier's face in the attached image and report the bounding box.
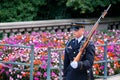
[73,28,84,38]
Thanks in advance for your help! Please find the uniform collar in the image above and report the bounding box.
[77,35,84,43]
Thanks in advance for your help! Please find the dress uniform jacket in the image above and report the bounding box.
[63,36,95,80]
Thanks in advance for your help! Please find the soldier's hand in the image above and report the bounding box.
[70,61,78,69]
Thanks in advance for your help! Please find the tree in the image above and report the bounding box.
[0,0,120,22]
[0,0,46,22]
[66,0,120,13]
[35,0,70,20]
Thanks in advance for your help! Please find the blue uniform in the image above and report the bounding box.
[63,37,95,80]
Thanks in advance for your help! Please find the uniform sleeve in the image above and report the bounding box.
[77,42,95,70]
[63,47,70,78]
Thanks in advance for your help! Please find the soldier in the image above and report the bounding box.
[63,22,95,80]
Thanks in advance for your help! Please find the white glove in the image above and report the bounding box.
[70,61,78,69]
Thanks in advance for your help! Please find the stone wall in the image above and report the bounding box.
[0,17,120,38]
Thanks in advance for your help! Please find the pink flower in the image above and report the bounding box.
[41,64,47,69]
[43,72,47,77]
[34,77,39,80]
[100,66,104,70]
[0,52,3,56]
[36,72,41,76]
[51,71,57,77]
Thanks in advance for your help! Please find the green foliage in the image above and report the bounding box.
[0,33,3,40]
[35,0,70,20]
[0,0,46,22]
[101,29,115,36]
[66,0,120,13]
[0,0,120,22]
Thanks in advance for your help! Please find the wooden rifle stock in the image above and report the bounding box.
[74,4,111,62]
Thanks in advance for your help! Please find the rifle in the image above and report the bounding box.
[74,4,111,62]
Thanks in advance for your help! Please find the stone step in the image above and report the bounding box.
[95,74,120,80]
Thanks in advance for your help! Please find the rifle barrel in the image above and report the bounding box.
[74,4,111,62]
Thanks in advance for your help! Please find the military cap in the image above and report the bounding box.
[71,22,88,31]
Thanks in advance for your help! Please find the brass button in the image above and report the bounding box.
[74,52,75,54]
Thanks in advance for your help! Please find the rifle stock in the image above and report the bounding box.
[74,4,111,62]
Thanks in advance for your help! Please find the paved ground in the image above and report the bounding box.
[95,74,120,80]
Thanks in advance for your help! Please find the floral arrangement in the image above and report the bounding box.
[0,29,120,80]
[93,30,120,76]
